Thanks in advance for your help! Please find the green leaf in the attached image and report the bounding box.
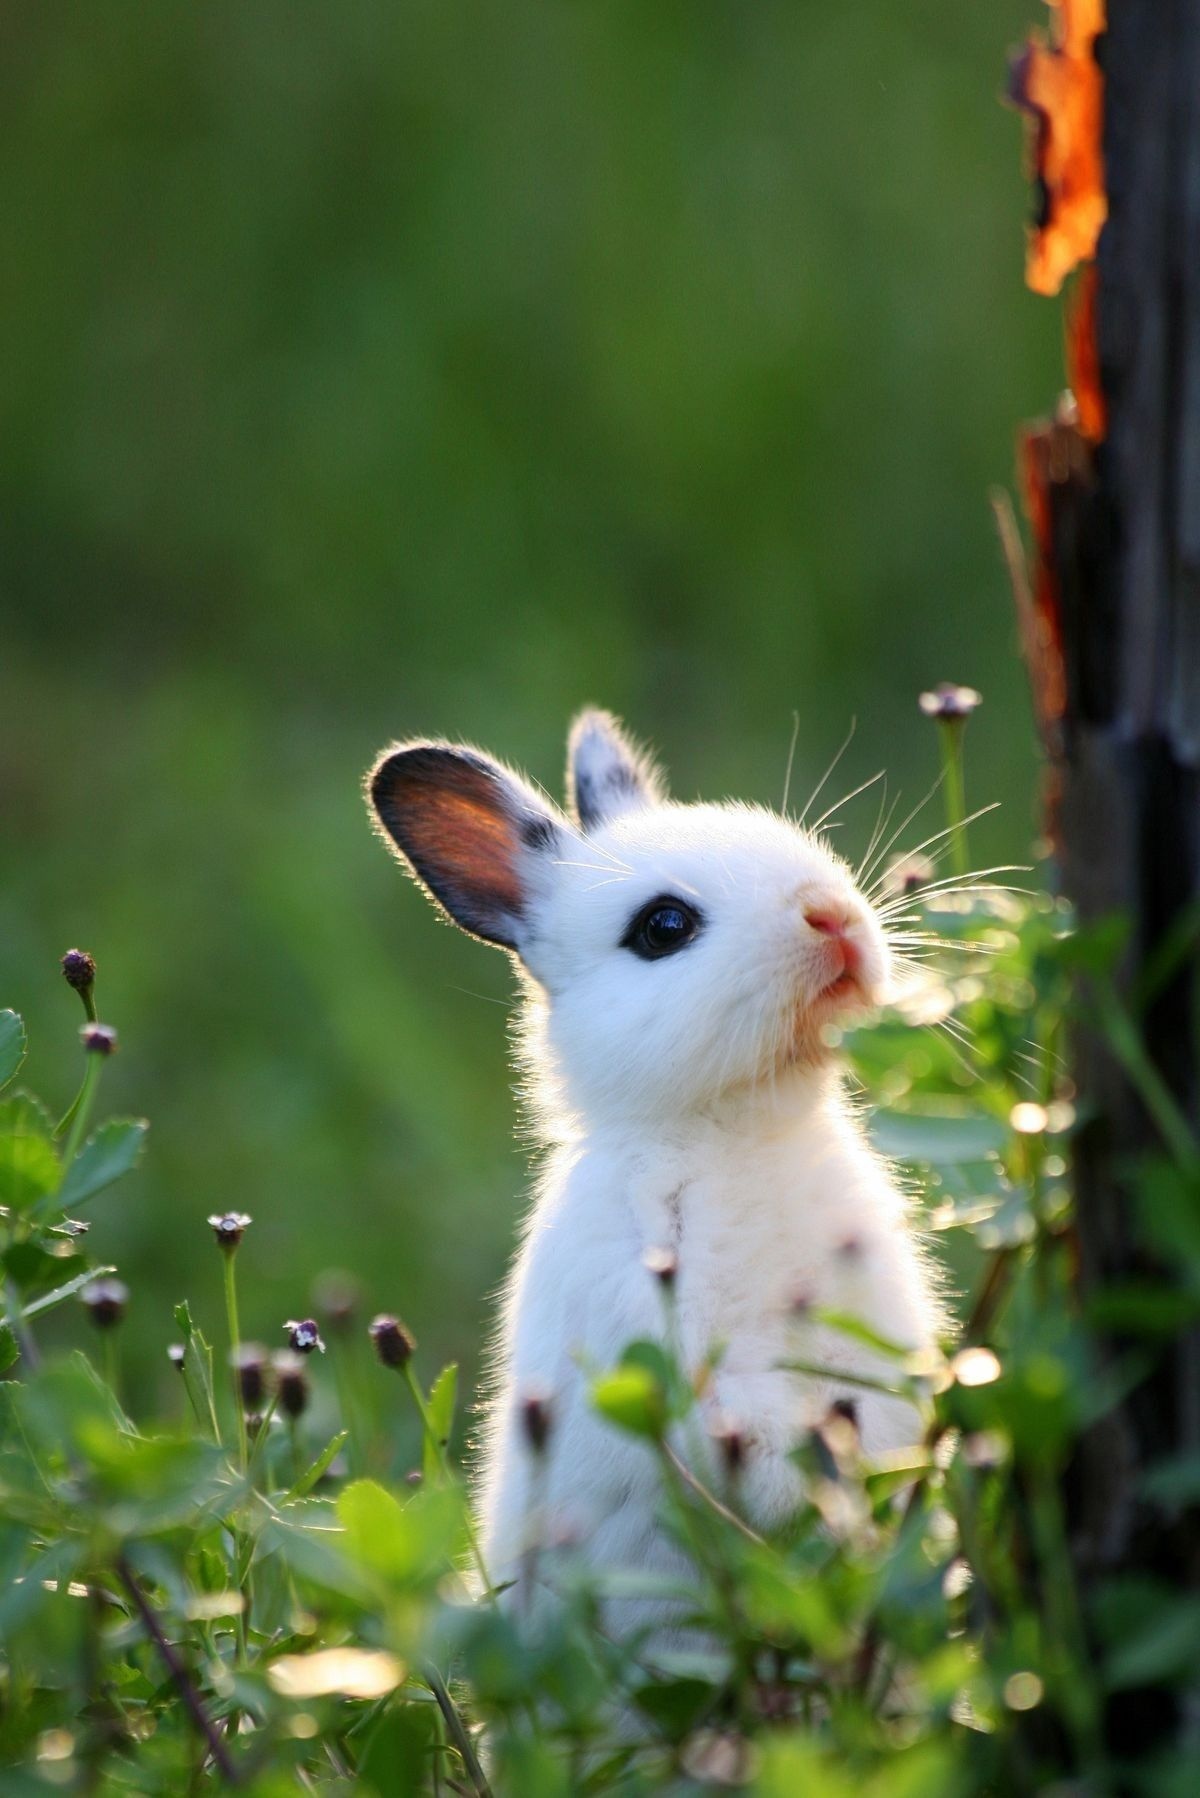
[22,1263,117,1321]
[336,1478,463,1586]
[591,1363,667,1439]
[423,1362,457,1480]
[56,1118,148,1211]
[10,1352,132,1468]
[871,1107,1009,1165]
[0,1096,60,1213]
[778,1358,911,1400]
[4,1238,87,1299]
[172,1300,221,1443]
[336,1478,415,1578]
[0,1322,17,1375]
[631,1675,715,1733]
[285,1428,349,1501]
[811,1308,911,1360]
[0,1012,25,1091]
[490,1736,573,1798]
[359,1703,439,1798]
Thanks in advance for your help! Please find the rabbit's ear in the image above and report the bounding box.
[566,709,667,832]
[368,743,563,953]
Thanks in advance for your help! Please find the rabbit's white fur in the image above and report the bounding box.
[367,711,942,1633]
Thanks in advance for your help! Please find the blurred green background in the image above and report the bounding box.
[1,1,1056,1408]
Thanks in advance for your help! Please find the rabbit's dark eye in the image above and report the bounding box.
[622,896,702,962]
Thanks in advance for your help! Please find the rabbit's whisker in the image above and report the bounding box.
[808,768,887,836]
[795,715,857,825]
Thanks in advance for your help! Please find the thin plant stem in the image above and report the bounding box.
[248,1394,279,1468]
[661,1442,765,1546]
[222,1256,248,1474]
[423,1662,493,1798]
[55,983,101,1141]
[402,1364,495,1603]
[1028,1465,1106,1776]
[331,1341,364,1477]
[654,1441,753,1702]
[936,719,970,879]
[219,1252,253,1673]
[115,1554,239,1783]
[57,1052,103,1161]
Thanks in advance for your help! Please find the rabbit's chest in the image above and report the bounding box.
[628,1142,899,1364]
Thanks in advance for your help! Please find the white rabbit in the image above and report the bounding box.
[367,710,942,1633]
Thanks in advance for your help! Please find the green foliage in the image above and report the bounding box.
[4,813,1196,1795]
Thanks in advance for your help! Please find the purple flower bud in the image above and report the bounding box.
[80,1023,118,1056]
[272,1350,309,1419]
[708,1412,747,1475]
[168,1344,186,1370]
[918,683,982,722]
[368,1314,415,1370]
[81,1277,128,1328]
[884,852,937,899]
[61,949,96,995]
[520,1388,553,1455]
[207,1212,252,1253]
[283,1318,325,1355]
[231,1343,269,1410]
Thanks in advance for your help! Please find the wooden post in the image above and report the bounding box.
[1011,0,1200,1749]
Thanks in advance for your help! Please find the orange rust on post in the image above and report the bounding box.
[1007,0,1107,297]
[1066,264,1106,442]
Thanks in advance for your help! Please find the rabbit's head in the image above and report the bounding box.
[368,711,891,1125]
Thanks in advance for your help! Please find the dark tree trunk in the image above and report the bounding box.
[1018,0,1200,1751]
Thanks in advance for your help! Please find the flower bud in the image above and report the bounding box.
[520,1389,553,1455]
[232,1343,269,1411]
[313,1271,360,1333]
[81,1023,118,1056]
[273,1350,310,1419]
[61,949,96,996]
[642,1246,678,1288]
[168,1344,186,1370]
[918,683,982,722]
[708,1411,747,1475]
[368,1314,415,1370]
[884,852,936,899]
[820,1396,861,1465]
[283,1317,325,1355]
[81,1277,128,1329]
[208,1212,252,1253]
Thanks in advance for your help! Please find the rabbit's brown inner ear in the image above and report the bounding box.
[401,784,524,916]
[371,748,527,945]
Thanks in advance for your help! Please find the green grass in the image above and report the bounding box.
[6,744,1196,1795]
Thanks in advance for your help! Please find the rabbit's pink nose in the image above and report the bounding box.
[804,905,852,938]
[803,903,862,977]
